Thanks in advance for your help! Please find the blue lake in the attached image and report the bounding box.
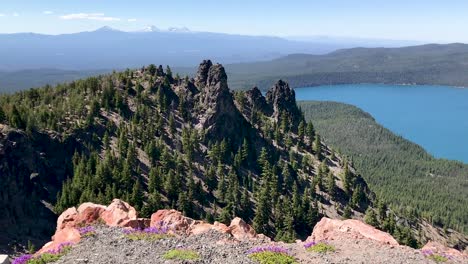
[294,84,468,163]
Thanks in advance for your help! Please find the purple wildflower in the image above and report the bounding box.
[45,242,73,255]
[123,223,170,235]
[304,241,317,249]
[78,226,95,236]
[247,245,289,255]
[12,254,33,264]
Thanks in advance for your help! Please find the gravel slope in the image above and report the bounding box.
[52,226,461,264]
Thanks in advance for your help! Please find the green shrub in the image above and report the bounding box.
[249,251,297,264]
[163,249,200,260]
[427,254,448,263]
[306,242,335,253]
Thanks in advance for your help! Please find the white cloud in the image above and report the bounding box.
[128,18,137,22]
[13,12,19,17]
[43,11,54,15]
[60,13,120,21]
[0,14,5,17]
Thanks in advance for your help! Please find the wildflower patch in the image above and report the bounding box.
[12,242,73,264]
[247,245,297,264]
[304,241,335,253]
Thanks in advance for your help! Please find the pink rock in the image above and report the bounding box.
[56,207,78,231]
[100,199,137,226]
[422,241,466,258]
[307,217,399,246]
[228,217,257,240]
[190,222,216,235]
[150,209,194,232]
[37,227,80,254]
[122,218,151,229]
[75,203,106,226]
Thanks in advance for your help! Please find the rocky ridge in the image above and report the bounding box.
[21,200,467,263]
[0,59,466,256]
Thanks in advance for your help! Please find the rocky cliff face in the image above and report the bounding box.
[0,125,78,253]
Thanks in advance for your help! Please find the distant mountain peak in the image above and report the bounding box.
[140,25,160,32]
[94,26,121,32]
[167,26,191,33]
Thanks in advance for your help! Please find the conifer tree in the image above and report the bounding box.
[306,122,315,142]
[364,208,379,227]
[298,120,305,140]
[326,171,336,197]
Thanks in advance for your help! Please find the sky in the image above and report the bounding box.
[0,0,467,43]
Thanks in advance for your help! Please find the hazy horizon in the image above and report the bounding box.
[1,0,468,43]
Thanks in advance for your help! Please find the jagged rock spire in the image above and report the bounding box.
[195,59,213,87]
[193,60,251,147]
[266,80,302,128]
[245,86,272,115]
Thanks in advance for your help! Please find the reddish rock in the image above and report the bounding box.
[307,217,399,246]
[100,199,137,226]
[122,218,151,229]
[37,227,80,254]
[422,241,466,258]
[228,217,257,240]
[74,203,106,226]
[39,199,140,254]
[150,209,194,232]
[56,207,78,231]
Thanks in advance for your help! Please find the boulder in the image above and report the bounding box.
[56,207,78,231]
[0,255,9,264]
[307,217,399,246]
[100,199,137,227]
[39,199,139,254]
[75,203,106,226]
[122,218,151,229]
[228,217,257,240]
[37,227,80,254]
[422,241,466,258]
[150,209,194,232]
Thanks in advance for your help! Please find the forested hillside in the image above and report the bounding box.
[224,43,468,89]
[1,61,395,253]
[299,101,468,239]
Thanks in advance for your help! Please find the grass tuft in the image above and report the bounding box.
[163,249,200,260]
[249,251,297,264]
[305,242,335,253]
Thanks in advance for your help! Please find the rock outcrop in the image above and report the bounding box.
[265,80,302,128]
[39,199,140,254]
[39,202,269,255]
[245,86,272,115]
[307,217,399,246]
[150,209,267,242]
[194,60,252,145]
[0,125,77,254]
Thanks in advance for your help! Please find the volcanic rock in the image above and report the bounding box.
[265,79,302,128]
[307,217,399,245]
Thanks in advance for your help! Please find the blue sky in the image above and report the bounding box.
[0,0,467,42]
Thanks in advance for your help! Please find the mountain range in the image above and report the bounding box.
[0,27,346,71]
[3,43,468,93]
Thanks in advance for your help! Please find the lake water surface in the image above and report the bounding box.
[295,84,468,163]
